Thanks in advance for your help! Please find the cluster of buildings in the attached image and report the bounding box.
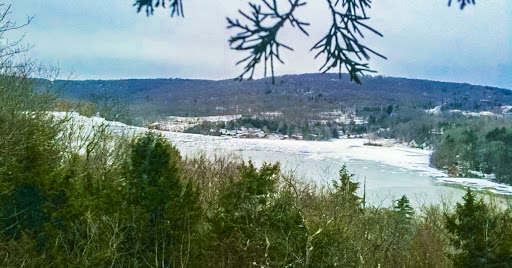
[148,114,242,132]
[217,127,305,140]
[218,127,265,139]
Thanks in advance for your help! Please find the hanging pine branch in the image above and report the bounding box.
[134,0,478,85]
[227,0,309,85]
[448,0,476,10]
[311,0,386,84]
[134,0,184,17]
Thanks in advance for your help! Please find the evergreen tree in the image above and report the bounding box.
[394,195,414,220]
[445,188,493,268]
[386,104,394,115]
[309,165,362,267]
[332,164,361,212]
[125,132,201,266]
[210,162,307,267]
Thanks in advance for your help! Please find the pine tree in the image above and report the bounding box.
[445,188,493,268]
[125,132,201,266]
[210,161,307,267]
[394,195,414,220]
[332,164,360,213]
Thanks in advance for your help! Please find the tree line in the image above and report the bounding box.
[432,118,512,184]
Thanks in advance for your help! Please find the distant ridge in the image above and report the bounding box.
[51,73,512,124]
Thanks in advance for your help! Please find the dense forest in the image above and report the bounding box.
[51,74,512,125]
[3,63,512,267]
[432,118,512,183]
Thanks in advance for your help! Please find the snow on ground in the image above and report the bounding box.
[53,111,146,134]
[54,112,512,196]
[162,133,443,176]
[454,110,497,117]
[426,105,443,114]
[437,177,512,196]
[162,134,512,196]
[501,106,512,114]
[426,105,499,117]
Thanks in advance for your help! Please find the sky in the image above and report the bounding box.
[6,0,512,89]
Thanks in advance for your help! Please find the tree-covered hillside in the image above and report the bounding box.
[52,74,512,125]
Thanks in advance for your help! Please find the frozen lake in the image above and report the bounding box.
[161,132,466,207]
[67,112,511,208]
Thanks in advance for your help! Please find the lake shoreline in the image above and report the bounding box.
[69,112,512,197]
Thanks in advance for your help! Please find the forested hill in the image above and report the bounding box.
[52,73,512,124]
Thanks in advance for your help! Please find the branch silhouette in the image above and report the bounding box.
[227,0,309,85]
[134,0,477,84]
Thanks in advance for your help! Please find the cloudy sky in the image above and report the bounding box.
[7,0,512,89]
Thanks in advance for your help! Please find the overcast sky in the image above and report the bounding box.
[7,0,512,89]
